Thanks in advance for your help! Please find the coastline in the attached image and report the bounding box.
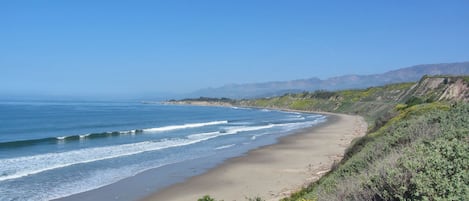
[142,112,367,201]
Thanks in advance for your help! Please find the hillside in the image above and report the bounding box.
[170,75,469,201]
[240,76,469,201]
[238,76,469,122]
[190,62,469,99]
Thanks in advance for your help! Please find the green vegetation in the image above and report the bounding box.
[282,103,468,201]
[247,197,265,201]
[198,195,217,201]
[239,76,468,201]
[239,82,414,125]
[193,76,469,201]
[463,76,469,83]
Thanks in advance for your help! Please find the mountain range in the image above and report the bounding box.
[189,62,469,99]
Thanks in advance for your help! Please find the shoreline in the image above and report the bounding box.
[53,106,333,201]
[143,112,367,201]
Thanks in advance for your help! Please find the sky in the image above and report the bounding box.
[1,0,469,99]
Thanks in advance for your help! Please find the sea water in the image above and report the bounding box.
[0,101,326,201]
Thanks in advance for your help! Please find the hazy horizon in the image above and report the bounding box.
[2,1,469,99]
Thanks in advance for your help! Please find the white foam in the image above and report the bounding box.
[0,117,327,183]
[215,144,236,150]
[276,118,326,129]
[79,134,90,138]
[284,115,306,121]
[223,121,312,136]
[9,162,169,201]
[224,116,326,137]
[306,114,323,119]
[283,111,302,115]
[0,132,223,182]
[143,120,228,132]
[119,130,136,134]
[187,131,224,140]
[56,136,67,140]
[224,124,276,134]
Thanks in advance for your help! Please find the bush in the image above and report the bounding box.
[247,197,265,201]
[405,96,425,107]
[310,90,338,99]
[198,195,217,201]
[291,103,469,200]
[363,137,469,201]
[400,138,469,200]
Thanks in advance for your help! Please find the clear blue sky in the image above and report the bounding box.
[1,0,469,98]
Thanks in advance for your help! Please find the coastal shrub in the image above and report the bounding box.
[395,103,408,111]
[246,196,265,201]
[292,103,469,201]
[198,195,217,201]
[362,134,469,200]
[290,99,316,110]
[253,99,271,107]
[405,96,424,107]
[369,109,395,133]
[463,76,469,84]
[310,90,337,99]
[400,138,468,200]
[280,186,310,201]
[341,135,375,164]
[238,77,467,201]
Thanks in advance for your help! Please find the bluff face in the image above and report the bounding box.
[408,76,469,102]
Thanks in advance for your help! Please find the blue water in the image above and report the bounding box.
[0,101,326,201]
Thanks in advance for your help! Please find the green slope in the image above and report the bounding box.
[238,76,468,201]
[175,76,469,201]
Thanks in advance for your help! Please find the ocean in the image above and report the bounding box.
[0,101,326,201]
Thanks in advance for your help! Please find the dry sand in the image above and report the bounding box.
[143,113,367,201]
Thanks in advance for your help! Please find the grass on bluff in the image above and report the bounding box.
[282,102,469,201]
[240,82,415,128]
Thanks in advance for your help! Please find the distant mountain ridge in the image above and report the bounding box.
[190,62,469,98]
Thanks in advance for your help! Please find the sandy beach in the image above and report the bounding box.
[143,113,367,201]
